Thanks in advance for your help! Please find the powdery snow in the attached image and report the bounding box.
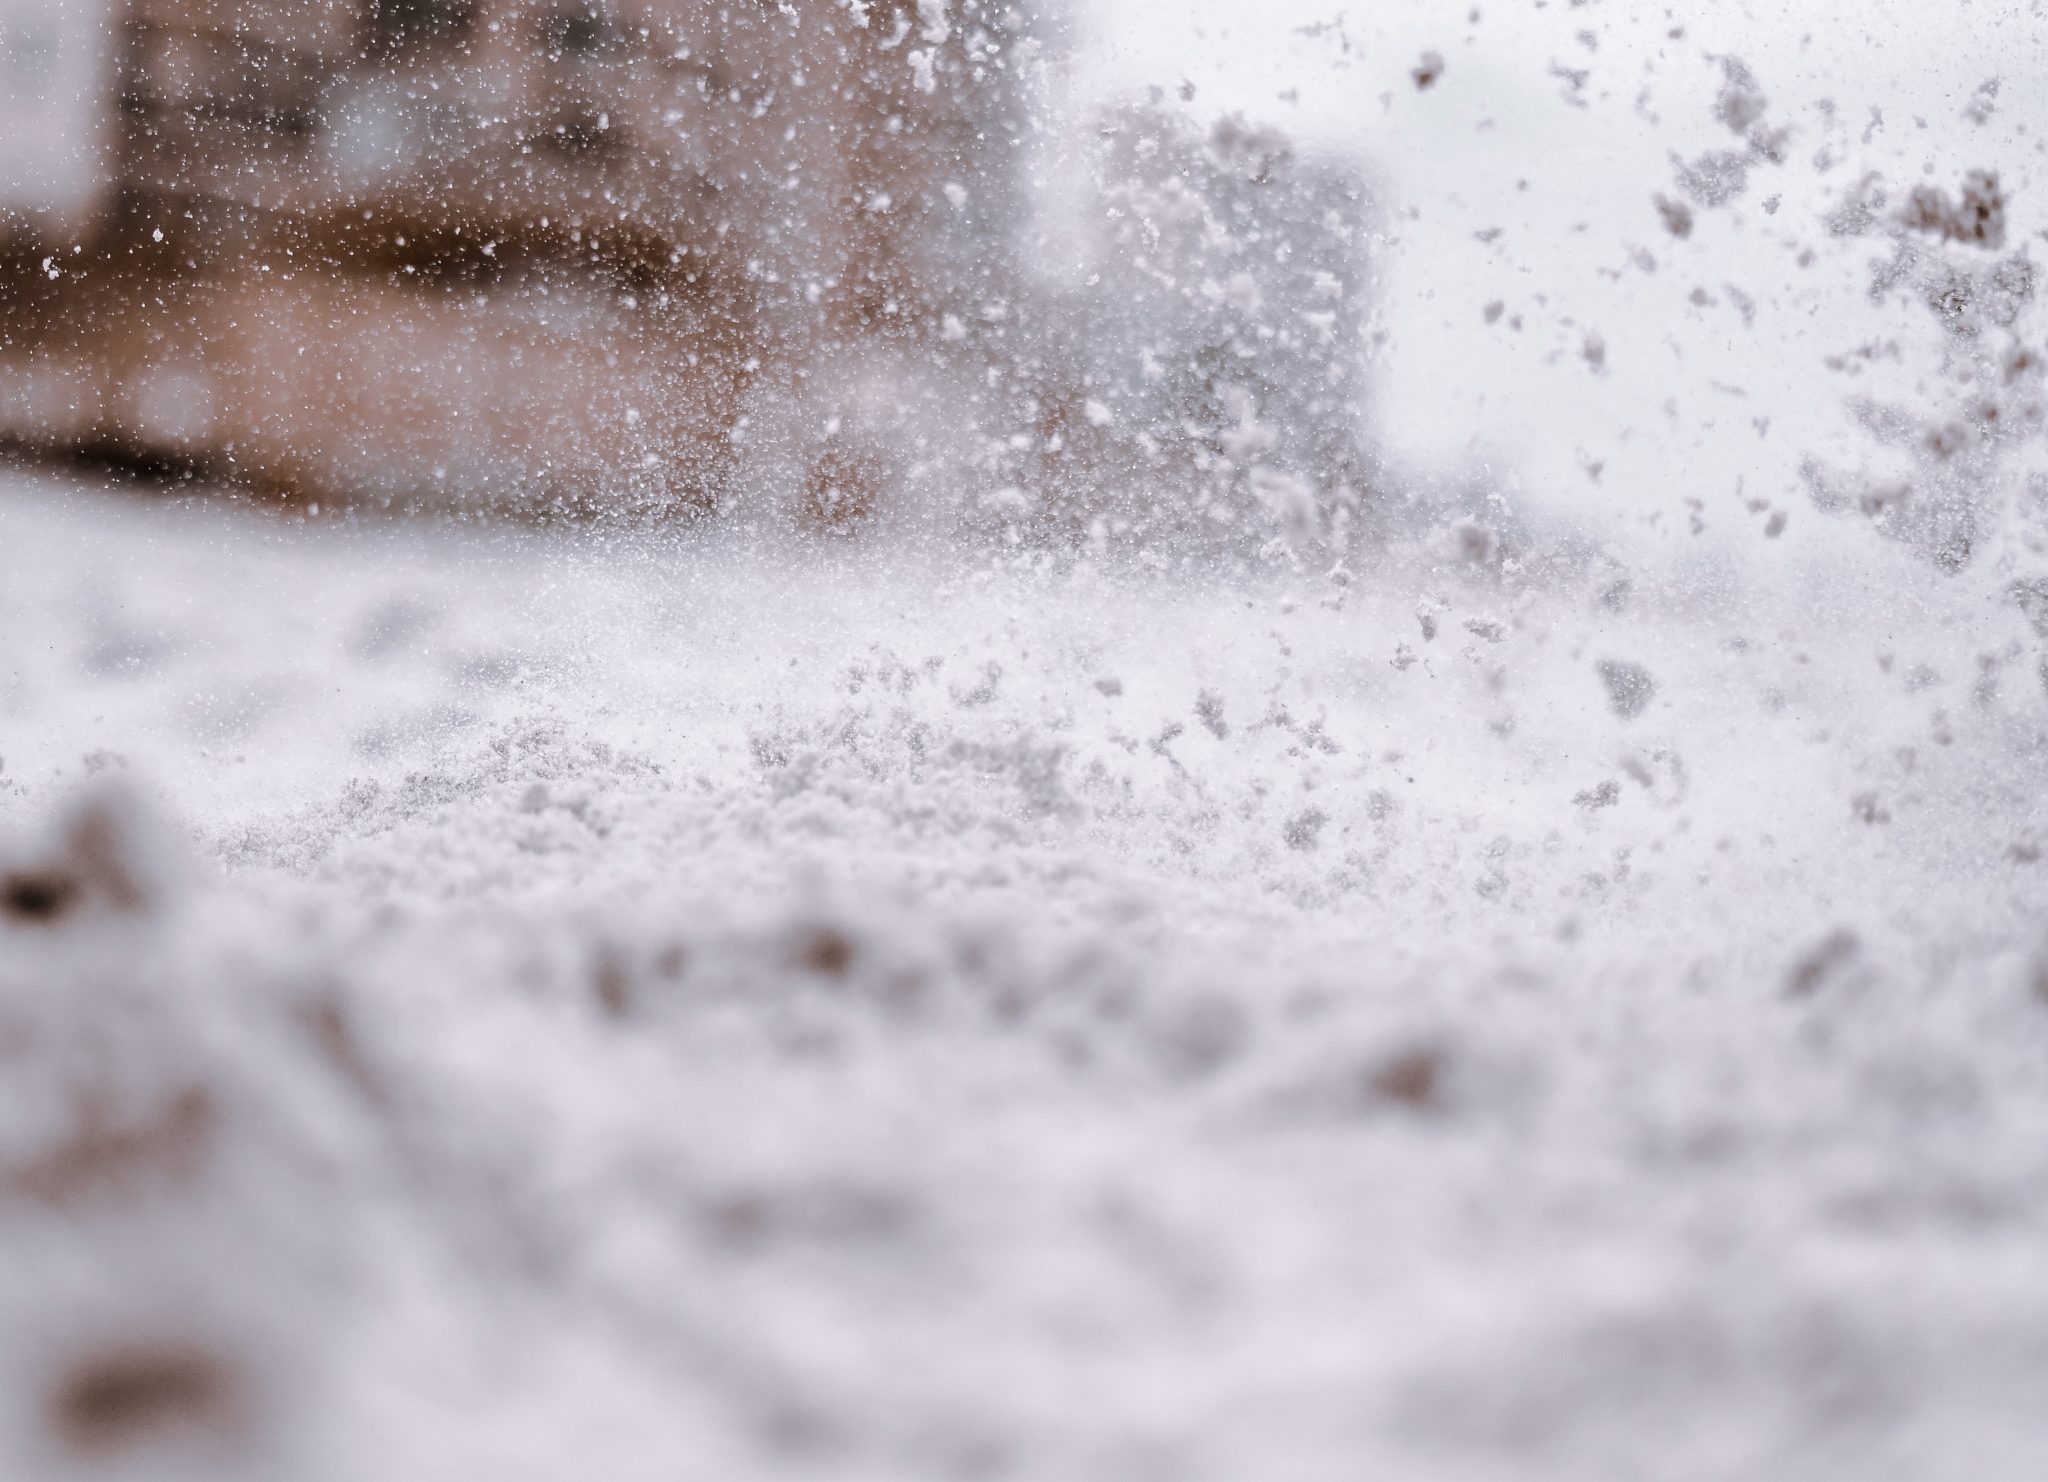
[4,470,2048,1479]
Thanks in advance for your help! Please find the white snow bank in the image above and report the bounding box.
[3,470,2048,1478]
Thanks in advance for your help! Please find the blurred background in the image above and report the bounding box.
[6,0,2048,574]
[10,8,2048,1481]
[1080,0,2048,572]
[0,0,1380,551]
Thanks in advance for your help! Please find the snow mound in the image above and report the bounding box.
[5,476,2048,1477]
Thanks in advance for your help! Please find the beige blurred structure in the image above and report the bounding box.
[0,0,1041,513]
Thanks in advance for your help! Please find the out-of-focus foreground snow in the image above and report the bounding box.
[4,467,2048,1479]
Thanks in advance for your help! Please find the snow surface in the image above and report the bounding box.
[4,467,2048,1479]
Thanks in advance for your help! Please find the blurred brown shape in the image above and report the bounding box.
[0,0,1037,513]
[48,1341,245,1457]
[6,1086,216,1206]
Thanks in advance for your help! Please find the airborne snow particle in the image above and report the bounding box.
[1656,195,1695,238]
[1596,660,1656,719]
[1713,57,1770,137]
[1283,808,1328,850]
[1672,149,1752,207]
[1785,928,1861,996]
[1963,77,2001,126]
[1574,780,1621,809]
[2011,579,2048,637]
[1445,520,1499,567]
[1901,170,2006,249]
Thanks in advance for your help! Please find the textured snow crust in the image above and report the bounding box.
[3,472,2048,1479]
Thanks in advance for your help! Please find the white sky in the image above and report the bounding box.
[1079,0,2048,560]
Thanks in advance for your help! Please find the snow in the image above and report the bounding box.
[5,468,2048,1478]
[8,1,2048,1472]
